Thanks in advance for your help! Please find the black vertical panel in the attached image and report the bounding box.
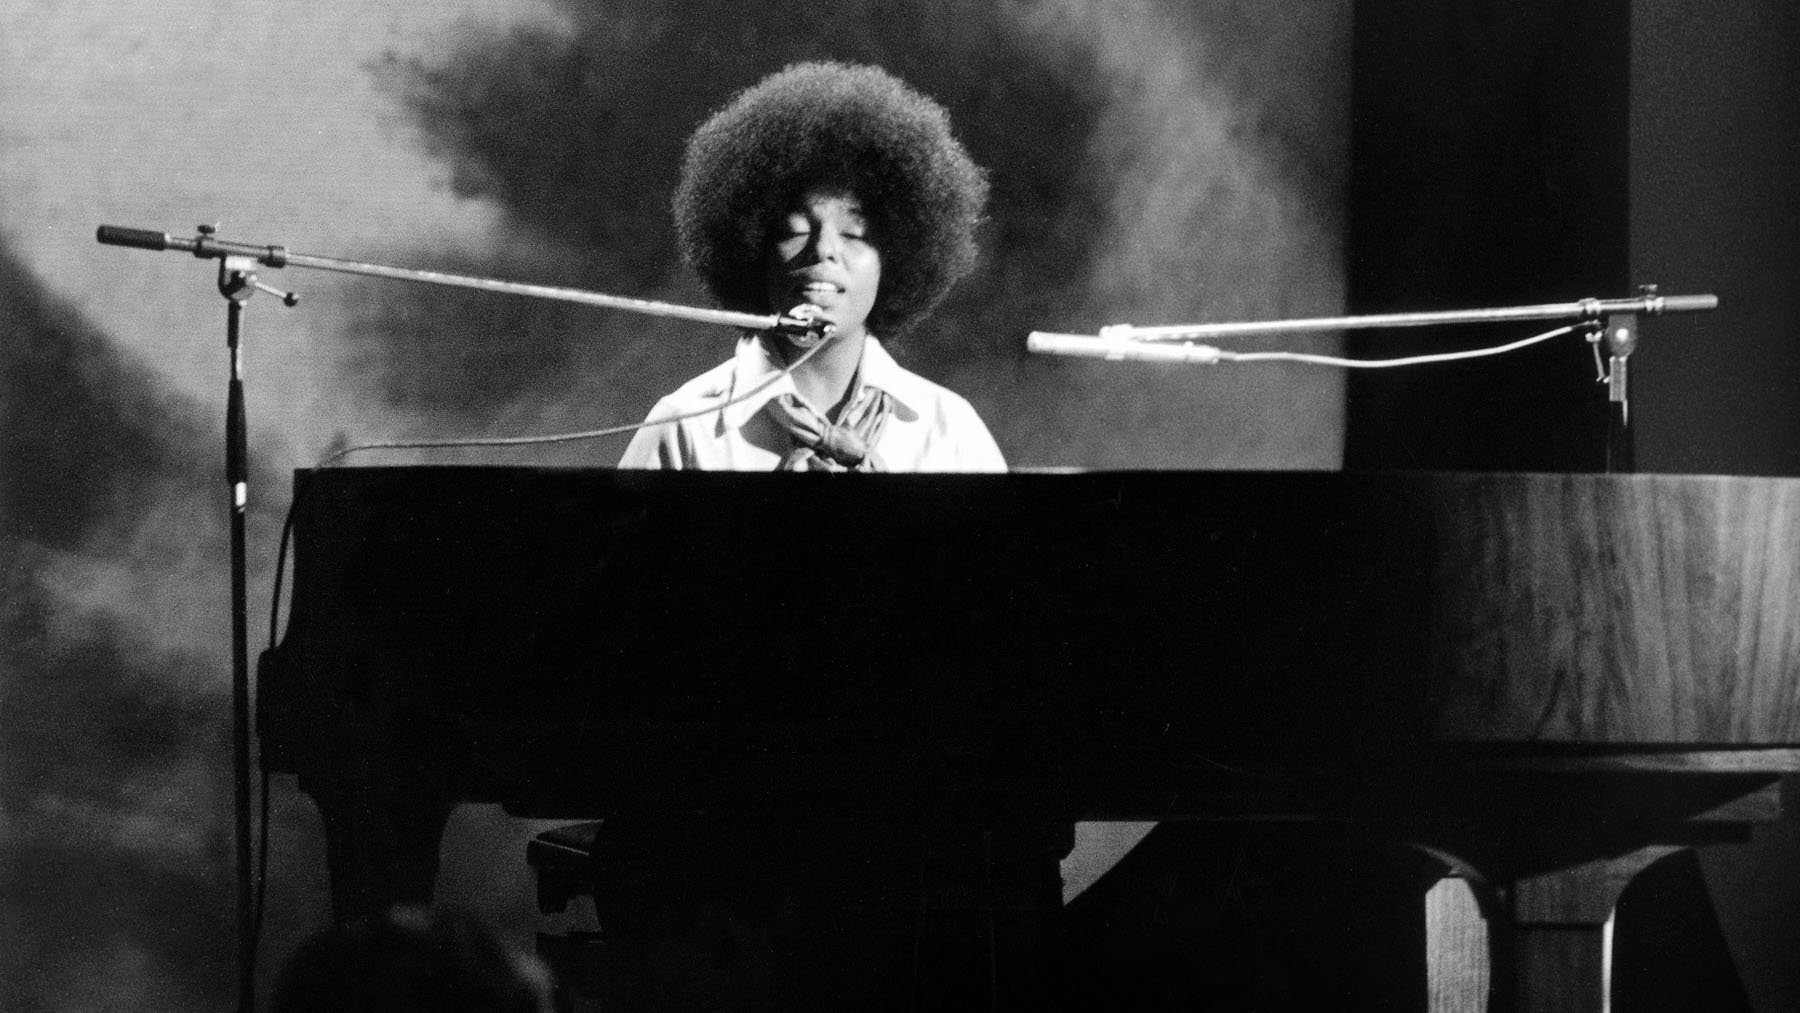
[1630,2,1800,478]
[1346,0,1631,472]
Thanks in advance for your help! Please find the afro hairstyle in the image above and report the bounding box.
[673,61,989,338]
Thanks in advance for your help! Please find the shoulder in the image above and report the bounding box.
[617,358,737,468]
[879,354,980,424]
[871,353,1006,472]
[655,357,739,412]
[922,378,984,423]
[933,389,1007,472]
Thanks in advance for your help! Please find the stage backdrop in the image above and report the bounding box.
[1,1,1349,1007]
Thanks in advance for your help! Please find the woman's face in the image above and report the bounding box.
[764,185,882,342]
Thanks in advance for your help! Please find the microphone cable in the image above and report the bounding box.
[309,333,835,468]
[253,331,833,971]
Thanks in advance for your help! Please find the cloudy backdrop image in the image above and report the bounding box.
[2,2,1352,1007]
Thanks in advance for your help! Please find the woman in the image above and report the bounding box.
[619,61,1004,473]
[597,64,1062,1011]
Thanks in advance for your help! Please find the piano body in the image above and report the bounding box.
[259,467,1800,1010]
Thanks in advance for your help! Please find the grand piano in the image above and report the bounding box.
[258,467,1800,1011]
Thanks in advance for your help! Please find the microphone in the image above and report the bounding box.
[1027,332,1223,363]
[773,303,837,348]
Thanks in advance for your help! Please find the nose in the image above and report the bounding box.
[811,225,844,263]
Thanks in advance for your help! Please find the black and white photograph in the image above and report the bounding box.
[3,1,1796,1009]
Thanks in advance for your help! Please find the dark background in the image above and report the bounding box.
[1348,0,1800,479]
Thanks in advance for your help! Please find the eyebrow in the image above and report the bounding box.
[780,202,870,229]
[831,202,870,230]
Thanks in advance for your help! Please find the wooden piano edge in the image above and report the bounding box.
[1445,746,1800,774]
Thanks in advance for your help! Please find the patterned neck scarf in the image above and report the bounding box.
[766,386,894,471]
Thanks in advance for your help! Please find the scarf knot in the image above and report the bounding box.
[768,389,892,471]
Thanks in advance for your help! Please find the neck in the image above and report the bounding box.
[781,328,868,417]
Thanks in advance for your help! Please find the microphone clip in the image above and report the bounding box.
[772,304,837,347]
[1584,306,1639,427]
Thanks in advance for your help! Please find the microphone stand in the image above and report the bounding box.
[216,242,294,1013]
[94,222,834,1013]
[96,223,829,333]
[1028,287,1719,474]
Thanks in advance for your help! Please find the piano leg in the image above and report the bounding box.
[306,774,456,921]
[1425,876,1490,1012]
[1502,845,1681,1013]
[1426,845,1685,1013]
